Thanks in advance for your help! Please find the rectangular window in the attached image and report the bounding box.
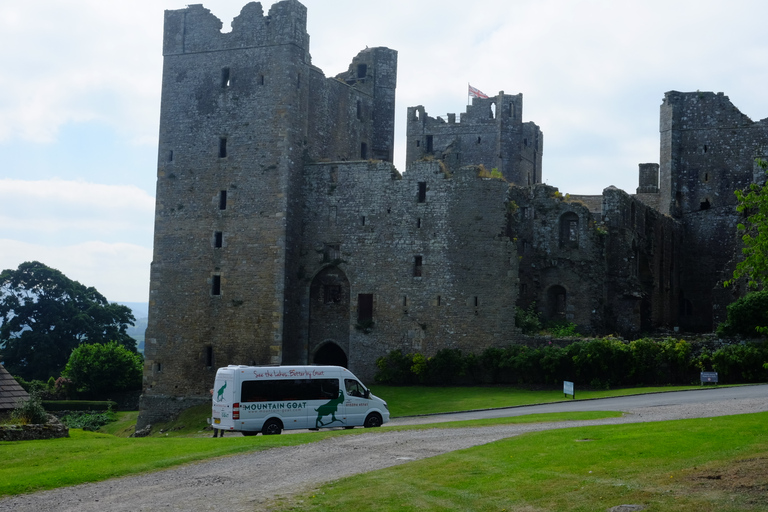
[205,346,213,367]
[417,182,427,203]
[357,63,367,79]
[219,190,227,210]
[214,231,223,248]
[155,362,163,372]
[417,218,421,228]
[437,295,441,306]
[360,142,368,159]
[168,150,174,162]
[221,67,230,88]
[414,255,423,277]
[323,243,340,262]
[358,294,373,323]
[361,215,366,226]
[403,296,408,307]
[211,275,221,296]
[324,285,342,304]
[426,135,434,153]
[219,137,227,158]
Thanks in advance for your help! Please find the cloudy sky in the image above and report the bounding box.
[1,0,767,304]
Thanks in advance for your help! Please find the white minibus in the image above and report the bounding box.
[211,365,390,435]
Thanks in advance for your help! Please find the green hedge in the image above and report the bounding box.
[375,338,768,387]
[42,400,117,412]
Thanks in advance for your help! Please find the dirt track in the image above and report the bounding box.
[1,396,766,512]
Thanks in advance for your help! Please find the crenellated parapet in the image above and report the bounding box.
[163,1,309,57]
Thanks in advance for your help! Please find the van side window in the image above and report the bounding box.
[345,379,366,398]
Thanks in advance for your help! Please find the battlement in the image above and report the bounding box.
[163,0,309,56]
[408,92,523,128]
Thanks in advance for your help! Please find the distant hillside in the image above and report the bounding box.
[119,302,148,354]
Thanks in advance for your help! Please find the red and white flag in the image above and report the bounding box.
[468,84,488,99]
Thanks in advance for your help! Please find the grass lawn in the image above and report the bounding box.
[280,411,768,512]
[0,411,616,497]
[373,384,713,417]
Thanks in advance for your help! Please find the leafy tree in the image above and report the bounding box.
[716,290,768,338]
[726,158,768,289]
[0,261,136,381]
[63,341,143,396]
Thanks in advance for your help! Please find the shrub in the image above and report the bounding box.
[60,408,116,431]
[717,290,768,337]
[375,350,417,385]
[515,303,542,335]
[712,342,768,383]
[62,341,143,397]
[10,392,48,425]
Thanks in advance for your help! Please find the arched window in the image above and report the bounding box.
[559,212,579,248]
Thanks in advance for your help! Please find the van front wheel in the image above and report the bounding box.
[364,413,382,428]
[262,419,282,435]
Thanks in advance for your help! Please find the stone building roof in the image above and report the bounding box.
[0,365,29,412]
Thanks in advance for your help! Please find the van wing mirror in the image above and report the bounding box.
[364,389,370,399]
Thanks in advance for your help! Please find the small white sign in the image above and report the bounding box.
[563,380,574,397]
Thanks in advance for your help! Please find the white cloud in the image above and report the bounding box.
[0,239,152,303]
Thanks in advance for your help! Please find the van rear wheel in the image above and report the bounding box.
[364,413,382,428]
[262,418,282,435]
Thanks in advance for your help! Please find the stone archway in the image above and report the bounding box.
[313,342,348,368]
[308,267,350,365]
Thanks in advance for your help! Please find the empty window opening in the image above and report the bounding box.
[417,218,421,228]
[219,137,227,158]
[403,296,408,307]
[703,145,708,154]
[323,243,340,262]
[490,102,496,119]
[357,294,373,322]
[361,215,366,226]
[414,255,423,277]
[700,198,711,210]
[360,142,368,159]
[221,67,231,88]
[260,74,265,85]
[474,296,479,307]
[219,190,227,210]
[211,275,221,296]
[418,182,427,203]
[704,172,709,182]
[524,138,528,147]
[356,100,362,120]
[559,212,579,248]
[324,285,342,304]
[416,140,420,147]
[426,135,434,153]
[205,346,213,367]
[548,285,566,318]
[508,103,514,117]
[214,231,223,248]
[357,63,367,79]
[477,137,482,144]
[168,150,174,162]
[437,295,441,306]
[155,362,163,372]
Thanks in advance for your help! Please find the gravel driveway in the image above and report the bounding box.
[2,394,766,512]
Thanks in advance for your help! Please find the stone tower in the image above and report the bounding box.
[138,0,397,427]
[406,92,542,186]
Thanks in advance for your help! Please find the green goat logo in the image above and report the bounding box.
[216,381,227,402]
[315,390,345,428]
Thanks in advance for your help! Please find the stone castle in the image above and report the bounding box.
[136,0,768,427]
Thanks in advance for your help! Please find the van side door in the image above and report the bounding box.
[344,379,369,426]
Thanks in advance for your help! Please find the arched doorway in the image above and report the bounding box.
[313,342,348,368]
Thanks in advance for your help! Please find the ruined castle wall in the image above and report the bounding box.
[510,185,606,334]
[299,161,521,381]
[406,94,542,186]
[659,91,768,331]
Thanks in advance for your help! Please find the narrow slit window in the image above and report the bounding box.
[361,215,366,226]
[474,296,479,307]
[211,275,221,296]
[214,231,223,248]
[426,135,434,153]
[221,67,230,88]
[436,295,441,306]
[155,362,163,372]
[219,137,227,158]
[219,190,227,210]
[417,218,421,228]
[403,296,408,307]
[260,74,265,85]
[168,150,174,162]
[360,142,368,159]
[417,182,427,203]
[414,255,423,277]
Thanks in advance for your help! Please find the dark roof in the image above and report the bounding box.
[0,365,29,411]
